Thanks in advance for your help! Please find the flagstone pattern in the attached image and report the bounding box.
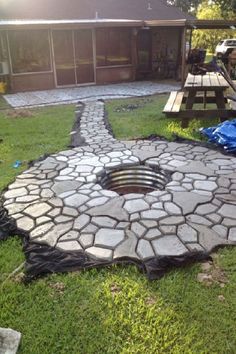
[2,100,236,274]
[4,81,180,108]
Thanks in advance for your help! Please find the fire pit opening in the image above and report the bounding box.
[100,165,170,195]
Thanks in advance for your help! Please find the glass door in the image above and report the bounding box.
[137,30,152,73]
[74,29,94,84]
[52,29,94,87]
[52,30,76,86]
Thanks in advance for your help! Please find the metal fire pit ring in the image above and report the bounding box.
[100,165,170,195]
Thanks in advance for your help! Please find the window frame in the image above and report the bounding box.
[7,29,53,76]
[0,31,8,61]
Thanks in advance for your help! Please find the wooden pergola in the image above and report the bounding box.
[144,19,236,85]
[183,19,236,84]
[162,20,236,128]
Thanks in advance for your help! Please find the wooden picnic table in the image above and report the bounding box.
[184,72,228,108]
[163,72,236,128]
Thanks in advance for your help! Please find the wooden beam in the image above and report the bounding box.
[181,27,187,88]
[182,96,228,104]
[163,91,178,112]
[145,20,187,27]
[165,109,236,119]
[187,19,236,30]
[189,29,193,51]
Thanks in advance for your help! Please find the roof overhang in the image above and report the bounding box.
[186,19,236,30]
[0,18,144,29]
[145,19,187,27]
[1,18,235,30]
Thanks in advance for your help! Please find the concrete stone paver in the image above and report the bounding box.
[4,81,180,108]
[137,239,155,259]
[2,99,236,276]
[95,229,125,248]
[0,328,21,354]
[152,236,188,256]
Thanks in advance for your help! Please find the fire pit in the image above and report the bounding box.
[100,165,170,195]
[2,100,236,280]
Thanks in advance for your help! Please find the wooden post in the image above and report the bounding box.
[189,29,193,51]
[181,27,187,88]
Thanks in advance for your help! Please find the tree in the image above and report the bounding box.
[167,0,236,15]
[214,0,236,15]
[167,0,201,14]
[192,1,236,53]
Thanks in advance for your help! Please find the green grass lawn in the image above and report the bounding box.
[1,99,236,353]
[0,104,74,190]
[0,95,10,109]
[106,94,220,141]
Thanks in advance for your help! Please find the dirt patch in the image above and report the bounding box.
[110,283,122,296]
[197,257,228,287]
[49,282,65,294]
[6,109,34,119]
[145,296,157,306]
[114,98,153,113]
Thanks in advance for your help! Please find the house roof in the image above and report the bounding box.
[0,0,194,22]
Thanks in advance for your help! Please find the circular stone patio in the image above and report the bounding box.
[2,100,236,279]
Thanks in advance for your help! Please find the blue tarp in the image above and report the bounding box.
[200,119,236,152]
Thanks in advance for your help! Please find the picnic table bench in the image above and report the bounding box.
[163,72,236,128]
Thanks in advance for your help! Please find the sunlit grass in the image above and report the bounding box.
[106,94,220,141]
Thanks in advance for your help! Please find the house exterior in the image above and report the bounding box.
[0,0,194,92]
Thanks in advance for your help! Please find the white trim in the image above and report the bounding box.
[50,29,57,88]
[6,31,13,75]
[97,64,133,69]
[10,71,53,76]
[76,82,96,87]
[51,82,96,89]
[0,19,143,26]
[49,29,57,88]
[47,28,54,77]
[0,32,5,59]
[72,30,77,85]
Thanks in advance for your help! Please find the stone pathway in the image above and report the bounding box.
[2,100,236,278]
[4,81,180,108]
